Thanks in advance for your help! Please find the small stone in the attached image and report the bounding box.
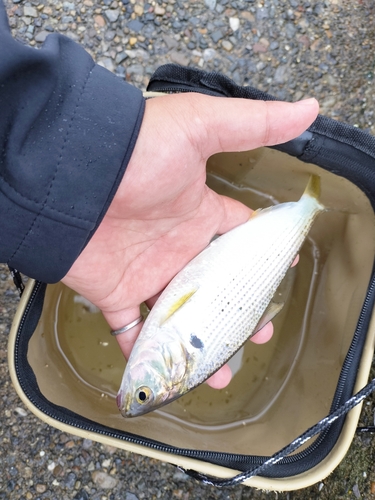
[221,40,233,52]
[321,95,337,110]
[94,14,106,26]
[274,64,290,84]
[63,1,75,10]
[170,50,190,66]
[154,6,165,15]
[104,30,116,41]
[256,7,269,21]
[115,51,128,63]
[105,9,120,22]
[35,31,49,42]
[127,19,143,32]
[203,48,216,61]
[65,472,77,489]
[62,15,74,23]
[125,493,139,500]
[91,471,118,489]
[133,4,143,16]
[126,64,145,77]
[82,439,93,449]
[211,29,224,43]
[229,17,240,32]
[352,483,361,499]
[14,407,27,417]
[97,57,115,72]
[204,0,216,10]
[270,40,279,50]
[36,484,47,493]
[23,467,33,479]
[172,470,189,481]
[240,11,255,22]
[23,6,38,17]
[53,464,64,477]
[129,36,137,46]
[297,35,310,48]
[253,42,268,53]
[74,490,90,500]
[163,34,178,49]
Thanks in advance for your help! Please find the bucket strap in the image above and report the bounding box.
[183,377,375,487]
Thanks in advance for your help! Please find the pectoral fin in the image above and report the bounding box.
[160,289,198,325]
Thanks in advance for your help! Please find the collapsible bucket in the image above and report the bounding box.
[7,66,375,491]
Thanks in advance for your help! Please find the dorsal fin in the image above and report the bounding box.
[160,289,198,325]
[302,174,321,200]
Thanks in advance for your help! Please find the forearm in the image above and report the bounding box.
[0,0,144,282]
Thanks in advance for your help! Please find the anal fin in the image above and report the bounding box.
[253,301,284,334]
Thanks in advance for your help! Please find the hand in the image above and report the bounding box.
[62,93,319,389]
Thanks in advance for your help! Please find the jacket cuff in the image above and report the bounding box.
[6,58,144,282]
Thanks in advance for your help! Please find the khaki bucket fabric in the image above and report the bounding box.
[8,145,375,491]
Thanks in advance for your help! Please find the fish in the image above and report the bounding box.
[117,175,324,418]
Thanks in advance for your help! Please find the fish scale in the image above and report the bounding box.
[118,175,324,417]
[194,218,312,375]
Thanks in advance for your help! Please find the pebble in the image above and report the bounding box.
[229,17,240,32]
[170,50,190,66]
[154,6,165,16]
[352,483,361,498]
[125,493,139,500]
[23,6,38,17]
[211,29,224,43]
[221,40,233,52]
[204,0,216,10]
[127,19,143,32]
[104,9,120,23]
[133,4,143,16]
[94,14,106,26]
[14,406,27,417]
[91,471,118,489]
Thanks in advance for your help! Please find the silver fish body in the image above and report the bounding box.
[117,175,324,417]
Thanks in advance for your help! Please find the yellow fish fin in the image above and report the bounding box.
[303,174,321,200]
[249,208,263,220]
[161,289,198,325]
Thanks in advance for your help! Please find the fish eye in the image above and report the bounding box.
[135,386,153,405]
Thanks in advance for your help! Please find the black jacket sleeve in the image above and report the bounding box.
[0,0,145,283]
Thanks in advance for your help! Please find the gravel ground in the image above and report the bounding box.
[1,0,375,498]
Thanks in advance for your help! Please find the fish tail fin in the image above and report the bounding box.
[303,174,321,200]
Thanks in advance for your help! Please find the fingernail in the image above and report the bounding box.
[296,97,319,106]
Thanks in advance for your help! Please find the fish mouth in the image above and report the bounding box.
[116,389,124,410]
[116,389,135,418]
